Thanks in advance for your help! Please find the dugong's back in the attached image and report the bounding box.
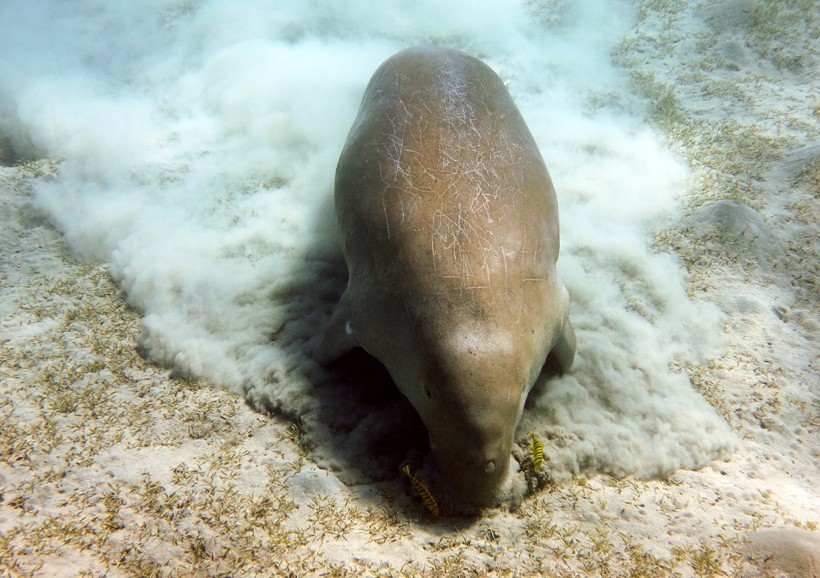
[336,47,560,333]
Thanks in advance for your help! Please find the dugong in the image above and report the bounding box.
[318,47,575,508]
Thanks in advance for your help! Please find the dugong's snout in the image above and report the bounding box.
[428,425,516,507]
[417,335,529,508]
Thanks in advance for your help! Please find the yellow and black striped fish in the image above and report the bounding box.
[401,464,440,517]
[528,432,544,472]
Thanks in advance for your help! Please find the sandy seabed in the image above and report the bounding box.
[1,2,818,577]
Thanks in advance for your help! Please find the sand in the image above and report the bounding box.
[1,1,818,576]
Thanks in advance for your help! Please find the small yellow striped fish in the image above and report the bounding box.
[401,464,440,517]
[528,432,544,471]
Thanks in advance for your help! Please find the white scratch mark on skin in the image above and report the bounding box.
[501,246,510,296]
[383,194,392,239]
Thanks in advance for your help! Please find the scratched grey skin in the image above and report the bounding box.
[318,47,575,509]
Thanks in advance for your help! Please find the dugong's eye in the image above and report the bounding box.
[424,385,433,398]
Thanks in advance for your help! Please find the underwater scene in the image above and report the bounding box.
[1,0,817,575]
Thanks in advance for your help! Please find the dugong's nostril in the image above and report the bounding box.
[484,460,496,474]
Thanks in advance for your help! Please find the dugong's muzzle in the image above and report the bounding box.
[428,431,515,507]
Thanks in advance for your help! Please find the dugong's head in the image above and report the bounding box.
[406,325,533,508]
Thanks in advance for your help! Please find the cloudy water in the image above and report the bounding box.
[0,0,734,486]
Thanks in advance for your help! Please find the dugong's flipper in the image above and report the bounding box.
[545,320,576,375]
[316,290,357,364]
